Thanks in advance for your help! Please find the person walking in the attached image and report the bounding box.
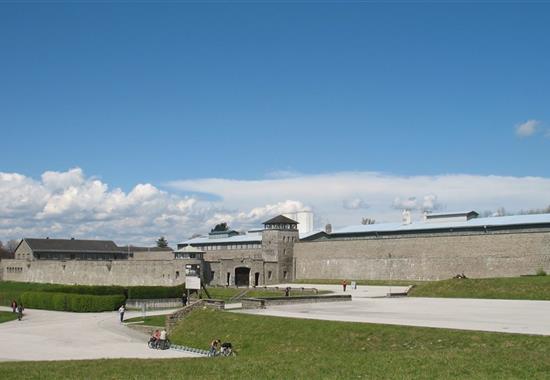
[182,293,188,306]
[17,303,24,321]
[118,304,126,323]
[341,279,347,292]
[11,300,17,313]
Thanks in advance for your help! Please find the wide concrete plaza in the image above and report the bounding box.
[0,307,202,361]
[244,284,550,336]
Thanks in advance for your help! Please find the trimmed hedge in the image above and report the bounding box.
[20,291,125,312]
[44,285,126,296]
[127,284,186,299]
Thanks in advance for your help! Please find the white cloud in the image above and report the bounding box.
[0,169,313,245]
[515,119,540,137]
[421,194,441,212]
[169,171,550,226]
[2,169,550,245]
[343,198,369,210]
[392,196,417,210]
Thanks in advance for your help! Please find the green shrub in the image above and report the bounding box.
[44,284,126,296]
[127,284,185,299]
[536,268,547,276]
[20,291,125,312]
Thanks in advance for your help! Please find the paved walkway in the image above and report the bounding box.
[241,284,550,336]
[0,307,203,361]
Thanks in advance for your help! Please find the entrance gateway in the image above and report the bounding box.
[235,267,250,287]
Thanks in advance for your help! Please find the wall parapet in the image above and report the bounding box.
[241,294,352,309]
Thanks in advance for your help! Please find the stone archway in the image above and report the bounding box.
[235,267,250,287]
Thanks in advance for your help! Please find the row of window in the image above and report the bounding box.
[282,236,298,243]
[201,243,262,251]
[265,224,297,230]
[6,267,23,273]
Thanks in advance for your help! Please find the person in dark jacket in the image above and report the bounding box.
[17,303,24,321]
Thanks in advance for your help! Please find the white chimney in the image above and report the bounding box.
[402,209,412,225]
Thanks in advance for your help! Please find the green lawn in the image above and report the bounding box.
[0,311,18,324]
[409,276,550,300]
[1,308,549,379]
[124,314,167,327]
[296,276,550,301]
[294,278,427,286]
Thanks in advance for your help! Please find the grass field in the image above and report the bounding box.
[124,314,167,327]
[294,278,427,286]
[296,276,550,300]
[408,276,550,300]
[1,308,549,379]
[0,311,18,324]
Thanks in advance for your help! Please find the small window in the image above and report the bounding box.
[268,271,272,280]
[176,271,180,279]
[283,271,288,279]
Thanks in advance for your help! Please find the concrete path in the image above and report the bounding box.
[271,283,410,298]
[0,307,204,361]
[239,285,550,336]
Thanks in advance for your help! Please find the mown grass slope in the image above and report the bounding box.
[409,276,550,300]
[2,308,547,379]
[296,276,550,300]
[0,311,18,324]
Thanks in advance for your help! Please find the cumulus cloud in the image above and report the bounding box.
[516,120,540,137]
[3,169,550,244]
[392,196,418,210]
[169,171,550,227]
[343,198,369,210]
[421,194,441,212]
[0,168,310,246]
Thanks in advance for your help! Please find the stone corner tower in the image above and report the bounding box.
[261,215,299,284]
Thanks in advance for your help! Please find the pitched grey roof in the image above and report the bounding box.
[263,215,299,225]
[24,238,124,253]
[117,245,173,252]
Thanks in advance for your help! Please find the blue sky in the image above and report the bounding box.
[1,2,549,244]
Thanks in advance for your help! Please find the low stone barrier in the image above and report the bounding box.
[166,300,225,332]
[126,298,183,310]
[241,294,352,309]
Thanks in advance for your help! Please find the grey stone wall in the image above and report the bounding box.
[14,240,32,260]
[294,229,550,280]
[241,294,352,309]
[0,259,187,286]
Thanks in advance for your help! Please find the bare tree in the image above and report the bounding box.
[6,239,19,254]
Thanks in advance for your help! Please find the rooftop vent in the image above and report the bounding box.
[402,210,412,225]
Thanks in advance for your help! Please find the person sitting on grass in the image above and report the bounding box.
[209,339,221,356]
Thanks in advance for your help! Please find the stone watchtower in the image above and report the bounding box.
[261,215,299,284]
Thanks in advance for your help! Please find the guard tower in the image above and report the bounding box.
[261,215,299,284]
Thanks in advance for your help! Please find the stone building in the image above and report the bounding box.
[2,211,550,286]
[1,238,184,286]
[294,212,550,281]
[178,215,300,286]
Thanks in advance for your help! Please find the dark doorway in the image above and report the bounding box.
[235,267,250,287]
[254,272,260,286]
